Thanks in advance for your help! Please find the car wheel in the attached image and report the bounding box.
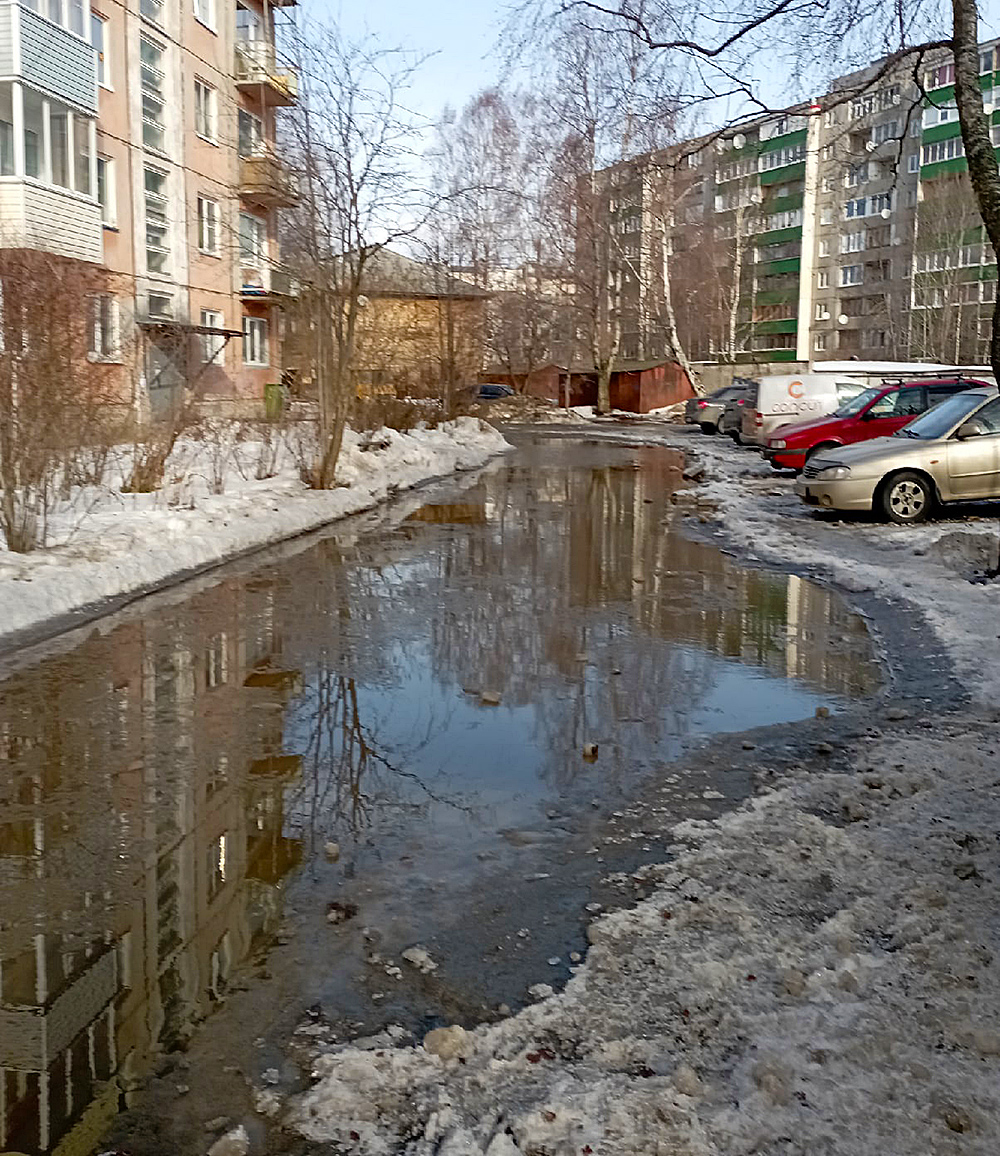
[699,421,717,435]
[806,442,838,460]
[879,471,933,525]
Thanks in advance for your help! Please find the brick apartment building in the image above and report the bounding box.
[0,0,298,418]
[596,40,1000,373]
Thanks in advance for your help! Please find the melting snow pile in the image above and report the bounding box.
[0,418,510,645]
[283,723,1000,1154]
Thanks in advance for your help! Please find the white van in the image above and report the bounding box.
[739,362,991,445]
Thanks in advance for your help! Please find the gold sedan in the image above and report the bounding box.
[794,386,1000,523]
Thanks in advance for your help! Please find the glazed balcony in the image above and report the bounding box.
[234,40,298,107]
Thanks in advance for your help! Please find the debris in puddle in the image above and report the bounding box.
[742,740,757,750]
[204,1117,232,1134]
[526,872,551,881]
[517,927,530,939]
[528,983,554,1000]
[815,706,831,719]
[401,946,438,974]
[498,1003,511,1016]
[206,1125,249,1156]
[326,901,359,925]
[570,951,582,963]
[585,902,602,913]
[702,789,724,800]
[423,1025,472,1060]
[260,1068,280,1085]
[547,956,561,966]
[479,690,502,706]
[323,841,341,861]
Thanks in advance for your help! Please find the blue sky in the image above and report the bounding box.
[325,0,504,128]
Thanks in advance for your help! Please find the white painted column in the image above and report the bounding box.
[12,82,25,177]
[66,107,76,190]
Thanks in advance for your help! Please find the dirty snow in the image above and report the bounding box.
[280,428,1000,1156]
[0,418,510,647]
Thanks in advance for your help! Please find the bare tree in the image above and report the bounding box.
[282,23,431,488]
[0,249,123,551]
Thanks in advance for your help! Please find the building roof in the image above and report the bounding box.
[359,250,489,300]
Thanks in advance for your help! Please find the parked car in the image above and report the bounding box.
[740,374,866,446]
[764,376,991,471]
[686,383,751,434]
[794,385,1000,523]
[477,383,515,400]
[719,392,752,442]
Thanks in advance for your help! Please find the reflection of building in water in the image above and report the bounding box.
[0,580,303,1156]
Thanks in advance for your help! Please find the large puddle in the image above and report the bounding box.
[0,437,879,1155]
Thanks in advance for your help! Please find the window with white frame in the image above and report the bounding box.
[982,48,996,74]
[924,63,955,90]
[140,36,166,152]
[814,302,828,320]
[97,154,115,224]
[870,191,893,214]
[814,333,827,351]
[908,153,919,173]
[871,120,899,145]
[922,101,958,127]
[922,137,965,164]
[239,212,265,266]
[844,162,868,188]
[200,308,225,364]
[819,238,831,257]
[89,294,119,359]
[92,13,110,87]
[820,207,834,225]
[197,196,219,254]
[818,269,830,288]
[821,175,835,193]
[238,108,263,157]
[10,90,92,193]
[148,292,172,317]
[194,79,216,140]
[844,197,866,219]
[140,0,162,23]
[194,0,215,29]
[242,316,268,365]
[840,264,863,286]
[841,231,865,254]
[144,166,169,273]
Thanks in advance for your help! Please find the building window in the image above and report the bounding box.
[194,0,215,29]
[144,166,169,273]
[818,269,829,288]
[194,79,216,140]
[197,195,219,254]
[922,137,965,165]
[50,110,69,186]
[814,333,827,351]
[89,295,119,359]
[74,116,92,195]
[844,197,866,219]
[821,175,834,193]
[140,36,166,152]
[140,0,162,23]
[239,212,265,266]
[840,264,863,286]
[207,834,227,899]
[148,292,172,318]
[97,155,115,225]
[981,49,995,74]
[818,238,831,257]
[907,153,919,173]
[841,231,865,254]
[0,84,12,176]
[924,62,955,90]
[200,309,225,364]
[870,191,893,215]
[91,13,110,87]
[238,109,263,157]
[236,1,262,40]
[820,207,833,225]
[205,633,227,685]
[242,316,268,365]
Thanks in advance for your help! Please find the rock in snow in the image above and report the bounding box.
[206,1126,249,1156]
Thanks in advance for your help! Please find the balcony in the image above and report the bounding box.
[241,262,299,303]
[0,181,103,264]
[239,151,299,208]
[235,40,298,107]
[0,2,98,112]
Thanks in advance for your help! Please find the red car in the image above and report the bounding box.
[763,377,993,471]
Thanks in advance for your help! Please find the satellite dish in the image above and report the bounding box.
[865,140,876,152]
[838,313,849,325]
[733,133,746,150]
[880,208,891,219]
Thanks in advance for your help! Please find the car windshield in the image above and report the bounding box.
[834,386,881,417]
[894,390,991,440]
